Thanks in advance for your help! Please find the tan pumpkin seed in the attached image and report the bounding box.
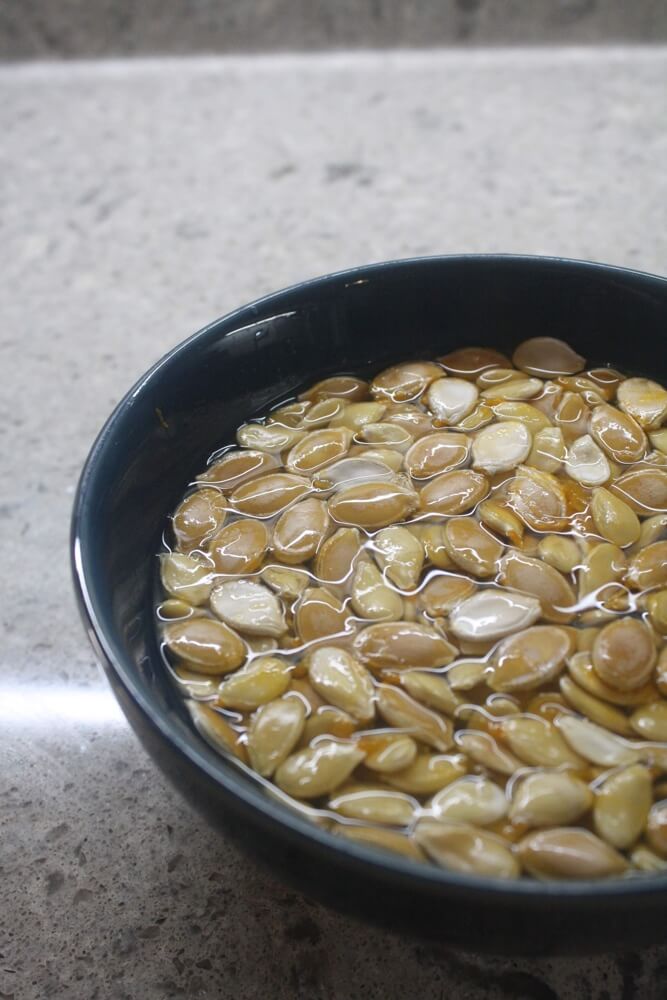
[419,575,476,616]
[526,426,566,474]
[350,560,404,620]
[426,377,479,425]
[500,551,575,624]
[537,536,581,574]
[565,434,611,487]
[443,518,504,578]
[555,375,606,406]
[458,403,495,431]
[439,346,510,377]
[646,591,667,634]
[172,665,220,699]
[513,337,585,377]
[306,646,375,722]
[237,422,305,452]
[360,733,418,773]
[268,400,312,426]
[187,701,247,762]
[590,404,647,464]
[384,403,436,439]
[329,401,387,431]
[371,360,443,401]
[510,771,593,828]
[247,697,306,776]
[559,676,633,736]
[335,824,426,861]
[647,801,667,857]
[373,525,425,589]
[354,621,458,670]
[329,480,418,530]
[158,598,198,621]
[314,527,362,584]
[590,487,640,547]
[357,422,413,450]
[317,456,396,493]
[352,447,404,472]
[401,670,462,716]
[261,565,310,601]
[209,518,269,574]
[481,378,544,401]
[477,367,521,390]
[500,715,585,768]
[449,588,542,642]
[626,541,667,592]
[592,618,656,691]
[506,466,568,533]
[197,449,280,489]
[429,776,508,826]
[405,431,471,479]
[578,542,626,601]
[518,828,627,879]
[630,845,667,872]
[275,740,365,798]
[477,500,524,546]
[230,473,310,517]
[295,587,351,644]
[553,391,592,441]
[567,652,659,707]
[650,429,667,455]
[488,401,551,435]
[419,469,489,516]
[376,684,453,751]
[301,706,358,743]
[173,487,227,550]
[412,524,455,569]
[272,498,330,565]
[329,783,417,826]
[300,375,369,403]
[210,579,286,637]
[446,659,487,690]
[555,714,640,767]
[415,819,519,878]
[456,730,523,775]
[471,421,532,474]
[489,626,571,693]
[218,657,291,710]
[160,552,213,606]
[630,701,667,742]
[594,764,652,849]
[302,397,349,427]
[384,752,468,794]
[611,468,667,514]
[285,428,351,474]
[617,377,667,430]
[163,617,246,674]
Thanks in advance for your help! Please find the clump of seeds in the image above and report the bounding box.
[157,338,667,881]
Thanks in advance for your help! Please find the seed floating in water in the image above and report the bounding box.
[158,339,667,881]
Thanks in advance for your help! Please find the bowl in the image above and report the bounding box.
[72,254,667,954]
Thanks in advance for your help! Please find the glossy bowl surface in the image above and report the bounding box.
[72,255,667,953]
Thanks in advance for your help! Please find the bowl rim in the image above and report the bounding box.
[71,252,667,903]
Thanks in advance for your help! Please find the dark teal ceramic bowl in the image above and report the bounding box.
[72,255,667,954]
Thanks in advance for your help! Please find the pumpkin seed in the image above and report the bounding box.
[650,429,667,455]
[592,618,656,691]
[500,715,585,768]
[489,626,571,693]
[647,801,667,857]
[163,617,246,674]
[218,657,291,710]
[306,646,375,722]
[354,622,458,670]
[626,541,667,590]
[439,346,510,377]
[443,518,504,578]
[553,391,592,441]
[419,469,490,516]
[302,397,349,427]
[172,665,220,699]
[594,764,652,849]
[630,702,667,742]
[261,565,310,601]
[510,771,593,828]
[314,527,362,584]
[197,449,280,489]
[210,579,286,637]
[411,524,455,569]
[160,552,213,606]
[446,659,488,690]
[559,675,633,736]
[513,337,585,377]
[173,488,227,550]
[360,733,418,773]
[247,697,306,776]
[384,403,436,440]
[449,588,542,642]
[350,560,404,620]
[373,525,425,590]
[401,670,463,717]
[274,740,365,799]
[526,426,566,474]
[209,518,269,574]
[590,487,640,547]
[301,706,358,743]
[405,431,471,480]
[565,434,611,487]
[231,473,311,517]
[384,753,468,794]
[507,466,568,533]
[537,536,581,574]
[237,422,305,452]
[429,776,508,826]
[187,701,247,762]
[300,375,369,403]
[329,783,417,826]
[646,591,667,634]
[477,499,524,546]
[555,714,640,767]
[590,404,647,464]
[630,845,667,872]
[268,400,311,426]
[611,468,667,514]
[329,480,418,530]
[285,428,352,474]
[471,421,532,474]
[415,819,519,878]
[518,828,627,879]
[376,684,453,751]
[371,361,443,402]
[617,377,667,430]
[330,401,387,431]
[567,652,659,707]
[499,551,575,624]
[456,730,523,775]
[481,378,544,401]
[426,378,480,425]
[459,403,495,431]
[335,823,426,861]
[295,587,351,644]
[272,498,330,565]
[578,542,626,601]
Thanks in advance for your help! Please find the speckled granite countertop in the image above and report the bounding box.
[2,47,667,1000]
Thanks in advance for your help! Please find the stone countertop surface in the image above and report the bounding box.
[2,46,667,1000]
